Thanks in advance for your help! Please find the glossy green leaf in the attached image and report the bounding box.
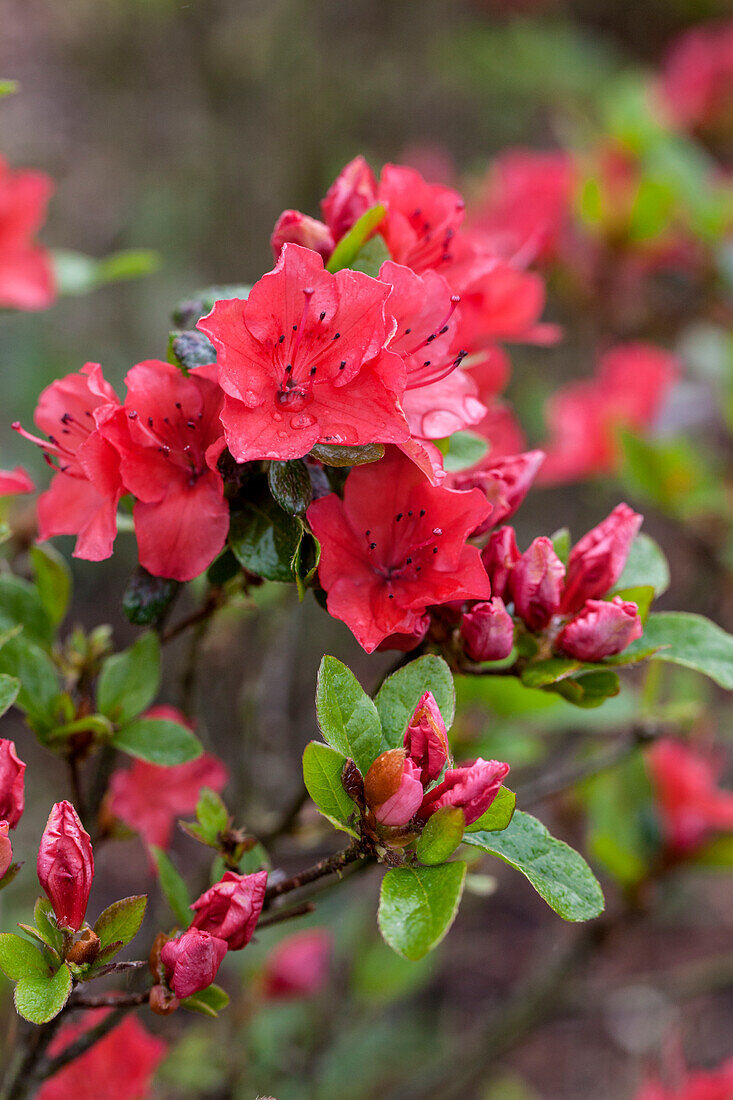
[376,655,455,751]
[466,786,516,833]
[268,460,313,516]
[622,612,733,689]
[34,899,64,956]
[97,632,161,724]
[229,495,303,583]
[310,442,385,467]
[0,635,60,729]
[30,544,71,627]
[548,669,620,709]
[122,568,180,627]
[0,674,19,718]
[316,656,382,775]
[378,861,467,960]
[93,895,147,954]
[150,847,192,928]
[0,574,54,649]
[613,532,670,596]
[326,203,386,272]
[113,717,202,766]
[181,982,230,1018]
[416,807,465,865]
[0,934,48,980]
[463,810,604,921]
[14,963,72,1024]
[302,741,357,834]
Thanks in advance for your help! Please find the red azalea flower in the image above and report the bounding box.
[0,466,34,495]
[0,156,55,310]
[376,164,466,274]
[321,155,378,242]
[263,928,333,1001]
[634,1056,733,1100]
[0,822,11,881]
[198,244,409,462]
[109,709,228,851]
[659,19,733,131]
[448,450,545,536]
[37,1010,167,1100]
[102,360,228,582]
[161,927,228,999]
[14,364,123,561]
[419,758,510,826]
[647,739,733,855]
[540,342,679,484]
[191,869,267,950]
[307,447,491,652]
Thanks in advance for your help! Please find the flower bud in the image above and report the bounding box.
[263,929,332,1000]
[460,598,515,662]
[0,821,11,881]
[0,739,25,829]
[149,983,180,1016]
[557,596,643,661]
[511,537,565,631]
[455,450,545,536]
[481,526,519,601]
[270,210,335,262]
[561,503,642,614]
[420,758,510,827]
[321,155,378,241]
[160,927,228,1000]
[37,801,94,931]
[364,749,424,827]
[66,928,101,966]
[191,869,267,951]
[403,691,451,786]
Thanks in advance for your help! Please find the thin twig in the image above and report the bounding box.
[161,592,223,645]
[256,901,315,930]
[263,841,365,906]
[68,990,150,1009]
[82,959,147,981]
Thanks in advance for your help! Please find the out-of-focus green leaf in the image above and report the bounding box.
[440,431,489,473]
[614,533,670,597]
[113,717,202,766]
[582,753,657,887]
[0,574,54,649]
[0,674,19,718]
[150,847,192,928]
[97,632,161,724]
[0,80,19,97]
[229,494,303,584]
[0,635,60,730]
[52,248,159,295]
[326,204,386,273]
[30,544,71,628]
[622,612,733,689]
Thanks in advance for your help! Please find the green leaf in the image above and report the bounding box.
[622,612,733,689]
[551,528,571,567]
[122,568,180,627]
[181,983,230,1018]
[613,533,670,597]
[195,788,229,844]
[0,934,48,980]
[268,460,313,516]
[463,811,604,921]
[441,431,489,473]
[310,442,385,467]
[150,847,192,927]
[93,896,147,954]
[0,80,18,97]
[0,674,19,717]
[228,494,303,583]
[466,786,516,833]
[326,203,386,273]
[416,807,465,865]
[316,656,382,774]
[521,658,579,689]
[113,716,202,766]
[693,834,733,869]
[378,861,467,960]
[548,669,621,709]
[582,754,656,887]
[97,632,161,724]
[0,574,54,649]
[14,963,72,1024]
[30,544,72,627]
[0,635,60,729]
[167,330,216,372]
[302,741,358,834]
[349,235,391,278]
[375,655,455,751]
[52,248,159,296]
[611,585,655,623]
[34,899,64,956]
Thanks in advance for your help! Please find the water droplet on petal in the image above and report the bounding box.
[272,411,283,422]
[243,390,260,408]
[278,430,288,439]
[290,413,316,430]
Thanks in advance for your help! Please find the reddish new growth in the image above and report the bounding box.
[308,447,491,652]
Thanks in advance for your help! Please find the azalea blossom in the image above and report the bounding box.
[37,1011,167,1100]
[263,928,333,1000]
[101,359,228,581]
[307,447,491,652]
[647,739,733,854]
[191,869,267,950]
[0,155,55,310]
[0,466,34,496]
[14,364,124,561]
[198,243,409,463]
[0,822,11,881]
[419,758,510,826]
[659,18,733,132]
[161,926,228,999]
[0,739,25,828]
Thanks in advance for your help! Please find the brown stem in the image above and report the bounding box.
[82,959,147,981]
[68,990,150,1008]
[161,591,223,645]
[256,901,315,930]
[263,841,366,906]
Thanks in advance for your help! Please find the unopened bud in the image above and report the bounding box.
[149,931,170,983]
[0,739,25,829]
[0,821,11,880]
[403,692,451,785]
[191,869,267,951]
[364,749,424,828]
[37,801,94,931]
[460,598,515,662]
[561,503,642,614]
[557,596,643,661]
[420,758,510,827]
[481,526,519,601]
[160,927,228,1000]
[149,983,180,1016]
[511,537,565,632]
[321,155,378,241]
[455,451,545,536]
[270,211,335,262]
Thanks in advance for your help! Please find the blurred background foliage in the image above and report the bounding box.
[1,1,732,1097]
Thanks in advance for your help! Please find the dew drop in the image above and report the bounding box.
[243,390,260,408]
[272,411,283,422]
[290,412,316,430]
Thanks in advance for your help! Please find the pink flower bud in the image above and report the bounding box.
[0,822,12,880]
[160,927,228,1000]
[481,526,519,601]
[558,596,643,661]
[321,155,378,241]
[270,210,335,262]
[37,801,94,931]
[263,929,332,1000]
[364,749,424,827]
[420,758,510,827]
[561,503,642,614]
[461,598,515,662]
[511,537,565,632]
[455,450,545,536]
[0,739,25,828]
[403,691,451,785]
[191,869,267,951]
